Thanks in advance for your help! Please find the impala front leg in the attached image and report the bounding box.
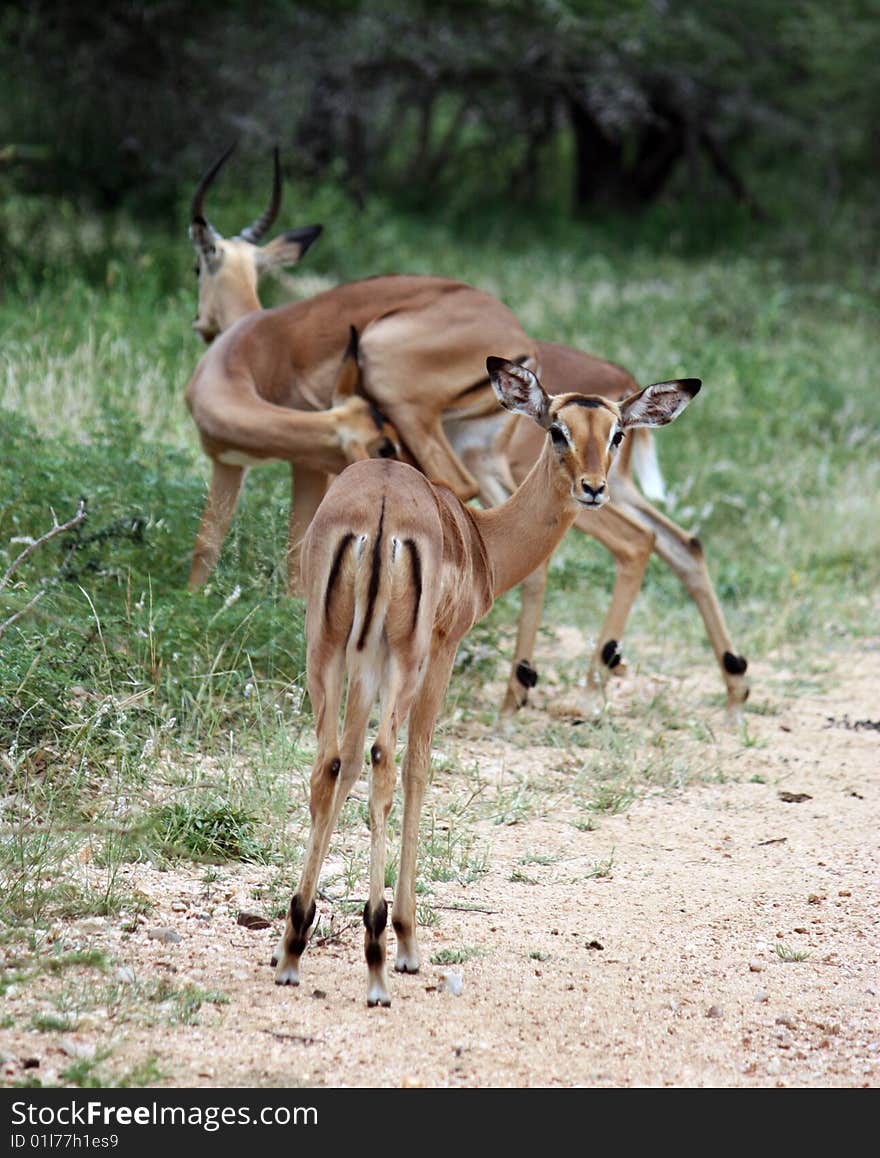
[579,503,655,705]
[188,461,247,589]
[501,561,549,715]
[287,465,328,597]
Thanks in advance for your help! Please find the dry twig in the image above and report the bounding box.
[0,499,87,639]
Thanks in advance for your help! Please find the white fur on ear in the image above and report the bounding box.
[620,378,701,428]
[487,357,551,427]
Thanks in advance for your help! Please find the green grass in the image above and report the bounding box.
[141,800,269,864]
[585,852,616,880]
[429,946,483,966]
[775,942,812,963]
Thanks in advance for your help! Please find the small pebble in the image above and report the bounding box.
[236,911,272,930]
[706,1005,723,1019]
[749,960,763,972]
[148,927,181,945]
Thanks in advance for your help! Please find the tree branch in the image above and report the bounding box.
[0,499,87,639]
[1,498,87,592]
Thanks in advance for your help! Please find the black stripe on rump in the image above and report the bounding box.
[357,497,385,651]
[324,533,355,620]
[403,538,423,633]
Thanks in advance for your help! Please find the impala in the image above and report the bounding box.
[273,358,700,1005]
[185,146,748,716]
[498,343,749,717]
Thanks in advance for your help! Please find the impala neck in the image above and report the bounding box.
[209,405,358,475]
[217,285,262,332]
[474,442,578,598]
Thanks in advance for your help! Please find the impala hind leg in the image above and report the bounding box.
[274,659,373,987]
[188,461,246,589]
[363,659,426,1006]
[392,644,458,976]
[501,505,655,719]
[363,714,402,1006]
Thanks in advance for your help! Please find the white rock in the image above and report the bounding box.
[440,970,463,996]
[58,1039,96,1060]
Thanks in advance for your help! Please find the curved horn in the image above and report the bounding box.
[190,141,236,227]
[238,147,282,244]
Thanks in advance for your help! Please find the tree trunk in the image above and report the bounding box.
[568,97,628,209]
[296,73,341,177]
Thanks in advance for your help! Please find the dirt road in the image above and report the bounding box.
[2,641,878,1088]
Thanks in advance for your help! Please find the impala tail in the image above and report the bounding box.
[630,427,666,502]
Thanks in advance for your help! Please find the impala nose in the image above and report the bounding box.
[193,318,217,344]
[579,479,606,504]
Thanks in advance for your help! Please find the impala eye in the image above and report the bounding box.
[549,425,568,449]
[612,430,624,447]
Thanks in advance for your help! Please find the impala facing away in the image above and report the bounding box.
[273,359,700,1005]
[185,146,749,716]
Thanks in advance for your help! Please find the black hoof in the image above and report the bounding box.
[601,639,623,669]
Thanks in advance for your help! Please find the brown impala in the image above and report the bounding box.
[274,359,700,1005]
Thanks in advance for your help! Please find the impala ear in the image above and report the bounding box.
[487,357,551,428]
[255,224,323,270]
[619,378,701,428]
[189,216,220,256]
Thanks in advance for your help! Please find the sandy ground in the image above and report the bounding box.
[1,638,878,1089]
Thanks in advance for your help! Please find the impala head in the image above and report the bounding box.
[487,358,700,509]
[331,326,401,464]
[189,143,323,343]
